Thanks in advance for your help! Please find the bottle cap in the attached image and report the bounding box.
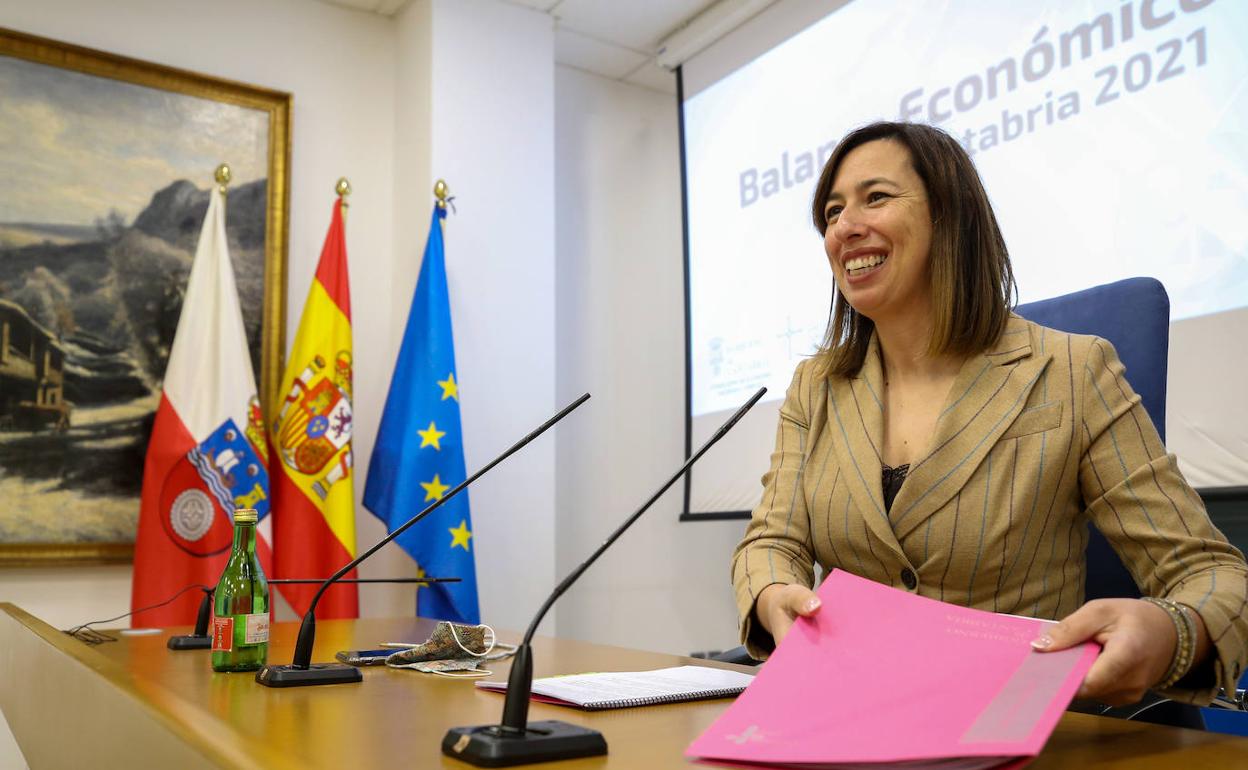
[233,508,259,524]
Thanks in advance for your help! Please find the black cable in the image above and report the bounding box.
[64,583,211,644]
[61,576,458,645]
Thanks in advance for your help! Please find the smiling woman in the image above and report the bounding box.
[732,120,1248,713]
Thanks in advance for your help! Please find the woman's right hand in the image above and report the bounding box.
[756,583,822,646]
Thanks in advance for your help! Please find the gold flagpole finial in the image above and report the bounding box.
[214,163,232,195]
[434,179,449,209]
[336,177,351,220]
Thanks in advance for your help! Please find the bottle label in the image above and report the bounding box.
[212,615,234,652]
[211,613,269,651]
[244,612,270,644]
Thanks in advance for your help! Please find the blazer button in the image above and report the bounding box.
[901,569,917,590]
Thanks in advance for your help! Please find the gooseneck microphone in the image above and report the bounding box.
[255,393,591,688]
[443,386,767,766]
[166,578,462,651]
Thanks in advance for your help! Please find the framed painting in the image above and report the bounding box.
[0,28,289,565]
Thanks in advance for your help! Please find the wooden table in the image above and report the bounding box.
[1,603,1245,768]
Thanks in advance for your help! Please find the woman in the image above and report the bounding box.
[731,121,1247,706]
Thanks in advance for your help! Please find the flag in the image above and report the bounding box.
[364,203,479,624]
[269,198,359,618]
[132,186,272,626]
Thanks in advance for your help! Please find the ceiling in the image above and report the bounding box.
[316,0,726,94]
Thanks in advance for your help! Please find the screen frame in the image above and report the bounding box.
[679,63,756,523]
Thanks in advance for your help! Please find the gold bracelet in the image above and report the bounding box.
[1142,597,1196,689]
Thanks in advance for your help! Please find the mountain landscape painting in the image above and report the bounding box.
[0,31,289,562]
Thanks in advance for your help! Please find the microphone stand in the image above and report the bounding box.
[443,387,767,766]
[166,578,461,650]
[255,393,591,688]
[167,587,216,650]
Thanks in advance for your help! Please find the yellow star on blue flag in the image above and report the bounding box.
[448,520,472,551]
[417,421,446,450]
[420,474,450,502]
[437,373,458,401]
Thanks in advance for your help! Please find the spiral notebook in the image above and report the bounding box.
[475,665,754,710]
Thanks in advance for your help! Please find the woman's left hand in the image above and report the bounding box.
[1030,598,1205,705]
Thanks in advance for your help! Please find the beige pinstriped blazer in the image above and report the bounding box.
[732,315,1248,703]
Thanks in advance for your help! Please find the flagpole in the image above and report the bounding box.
[215,163,231,198]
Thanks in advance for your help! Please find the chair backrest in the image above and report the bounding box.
[1015,277,1170,602]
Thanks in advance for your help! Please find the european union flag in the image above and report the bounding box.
[363,203,479,623]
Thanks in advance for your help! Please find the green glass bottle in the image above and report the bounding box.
[211,508,270,672]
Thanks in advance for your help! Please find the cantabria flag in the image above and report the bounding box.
[269,198,358,618]
[132,185,272,626]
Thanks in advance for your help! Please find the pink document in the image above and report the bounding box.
[686,570,1098,769]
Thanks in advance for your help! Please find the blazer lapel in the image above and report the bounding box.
[889,317,1052,541]
[825,334,906,560]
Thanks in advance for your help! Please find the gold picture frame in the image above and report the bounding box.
[0,27,289,565]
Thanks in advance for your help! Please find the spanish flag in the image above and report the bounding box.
[269,198,358,618]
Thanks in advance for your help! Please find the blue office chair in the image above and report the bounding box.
[1018,278,1247,735]
[1015,277,1168,606]
[1015,277,1210,731]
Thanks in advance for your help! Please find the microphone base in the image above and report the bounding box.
[254,662,363,688]
[166,634,211,650]
[442,721,606,767]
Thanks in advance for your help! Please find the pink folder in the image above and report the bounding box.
[686,570,1098,769]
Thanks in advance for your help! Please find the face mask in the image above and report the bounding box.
[385,621,514,678]
[406,658,489,676]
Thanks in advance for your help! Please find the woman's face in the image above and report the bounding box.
[823,139,933,323]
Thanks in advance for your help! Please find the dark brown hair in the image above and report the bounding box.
[809,121,1015,377]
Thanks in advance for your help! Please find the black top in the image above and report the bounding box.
[882,463,910,515]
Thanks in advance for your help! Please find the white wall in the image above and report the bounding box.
[553,66,745,657]
[425,0,559,635]
[359,0,438,618]
[1169,308,1248,488]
